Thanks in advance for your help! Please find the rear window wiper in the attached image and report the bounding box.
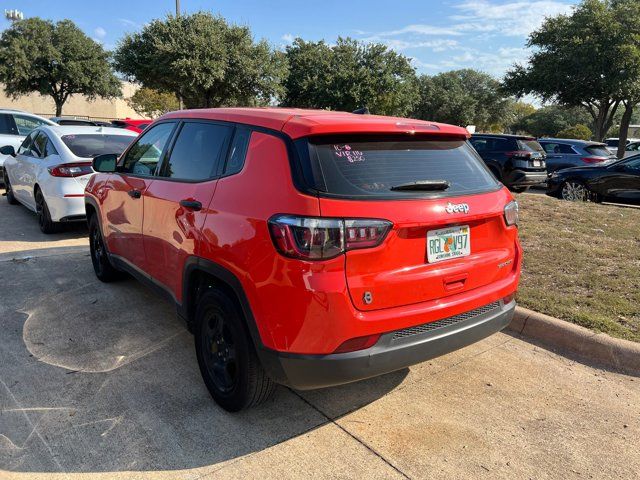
[390,180,450,192]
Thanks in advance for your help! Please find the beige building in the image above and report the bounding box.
[0,81,147,121]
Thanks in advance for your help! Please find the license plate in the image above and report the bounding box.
[533,160,541,167]
[427,225,471,263]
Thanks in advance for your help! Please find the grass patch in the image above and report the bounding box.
[515,193,640,342]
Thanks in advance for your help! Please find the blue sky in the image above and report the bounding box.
[0,0,579,79]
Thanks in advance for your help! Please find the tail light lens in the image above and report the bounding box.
[48,162,93,177]
[505,150,532,159]
[581,156,608,164]
[504,200,519,227]
[268,215,392,260]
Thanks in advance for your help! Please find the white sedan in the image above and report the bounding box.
[1,125,138,233]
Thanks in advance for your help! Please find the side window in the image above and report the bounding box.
[0,113,18,135]
[13,115,49,136]
[224,127,251,176]
[44,136,58,157]
[559,144,576,154]
[160,122,232,181]
[470,138,488,152]
[121,122,175,176]
[32,132,48,158]
[541,143,557,154]
[18,132,36,155]
[623,157,640,171]
[490,138,513,152]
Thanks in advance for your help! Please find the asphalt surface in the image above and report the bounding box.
[1,189,639,480]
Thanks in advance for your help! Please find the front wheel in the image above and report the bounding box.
[561,181,591,202]
[4,172,18,205]
[195,289,275,412]
[35,188,59,233]
[89,215,123,282]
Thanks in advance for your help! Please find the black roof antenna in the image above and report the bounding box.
[352,107,370,115]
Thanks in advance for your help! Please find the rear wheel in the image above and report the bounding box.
[195,288,275,412]
[35,188,59,234]
[4,172,17,205]
[561,181,590,202]
[89,214,122,282]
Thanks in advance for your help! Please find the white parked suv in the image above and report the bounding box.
[0,109,56,183]
[1,125,138,233]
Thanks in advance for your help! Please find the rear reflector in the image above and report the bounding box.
[333,334,381,353]
[503,200,519,227]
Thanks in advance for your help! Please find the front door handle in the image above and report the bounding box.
[128,189,141,199]
[179,199,202,211]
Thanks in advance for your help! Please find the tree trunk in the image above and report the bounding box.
[616,101,634,159]
[54,99,63,117]
[591,100,619,141]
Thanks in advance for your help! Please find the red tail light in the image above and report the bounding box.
[268,215,392,260]
[581,156,608,164]
[48,162,93,177]
[505,150,532,159]
[334,334,381,353]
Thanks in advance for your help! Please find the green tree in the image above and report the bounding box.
[115,12,287,108]
[127,87,179,118]
[0,18,121,116]
[503,0,640,141]
[556,124,593,140]
[512,105,593,137]
[281,38,418,116]
[413,69,510,130]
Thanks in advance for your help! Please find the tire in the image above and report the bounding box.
[195,288,275,412]
[510,186,530,193]
[560,180,590,202]
[4,172,18,205]
[89,214,123,282]
[35,188,59,234]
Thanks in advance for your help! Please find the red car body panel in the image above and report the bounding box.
[112,118,152,134]
[86,107,521,363]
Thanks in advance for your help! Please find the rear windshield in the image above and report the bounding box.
[585,145,614,157]
[303,136,499,199]
[605,139,619,147]
[517,139,544,153]
[61,134,134,158]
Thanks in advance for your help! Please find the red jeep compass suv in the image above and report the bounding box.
[86,108,521,411]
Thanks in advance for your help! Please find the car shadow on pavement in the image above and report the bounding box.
[0,250,407,475]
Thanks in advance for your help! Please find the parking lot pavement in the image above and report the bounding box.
[1,194,639,480]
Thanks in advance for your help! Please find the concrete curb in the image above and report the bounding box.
[507,307,640,376]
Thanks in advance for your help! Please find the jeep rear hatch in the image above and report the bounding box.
[300,135,519,311]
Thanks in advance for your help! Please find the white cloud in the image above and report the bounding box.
[118,18,141,29]
[281,33,295,43]
[94,27,107,39]
[451,0,574,37]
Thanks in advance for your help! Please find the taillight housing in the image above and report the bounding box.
[504,200,519,227]
[581,156,608,164]
[268,215,392,260]
[48,162,93,177]
[505,150,532,159]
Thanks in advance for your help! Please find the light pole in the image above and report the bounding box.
[176,0,184,109]
[176,0,180,16]
[4,9,24,22]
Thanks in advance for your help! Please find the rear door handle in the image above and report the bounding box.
[128,189,141,199]
[179,199,202,211]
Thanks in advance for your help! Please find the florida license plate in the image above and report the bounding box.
[427,225,471,263]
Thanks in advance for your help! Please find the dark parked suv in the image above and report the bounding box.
[470,134,547,192]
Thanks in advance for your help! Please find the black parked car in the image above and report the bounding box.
[546,155,640,204]
[538,138,616,172]
[470,134,547,192]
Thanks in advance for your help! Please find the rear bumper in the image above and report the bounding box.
[506,169,547,186]
[260,299,515,390]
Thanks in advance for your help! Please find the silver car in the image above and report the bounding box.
[539,138,617,172]
[0,109,56,184]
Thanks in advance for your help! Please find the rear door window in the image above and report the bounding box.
[160,122,232,181]
[305,136,499,199]
[13,115,49,136]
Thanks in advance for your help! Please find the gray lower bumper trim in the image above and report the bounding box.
[260,300,516,390]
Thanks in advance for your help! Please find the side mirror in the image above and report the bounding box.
[92,154,118,173]
[0,145,16,157]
